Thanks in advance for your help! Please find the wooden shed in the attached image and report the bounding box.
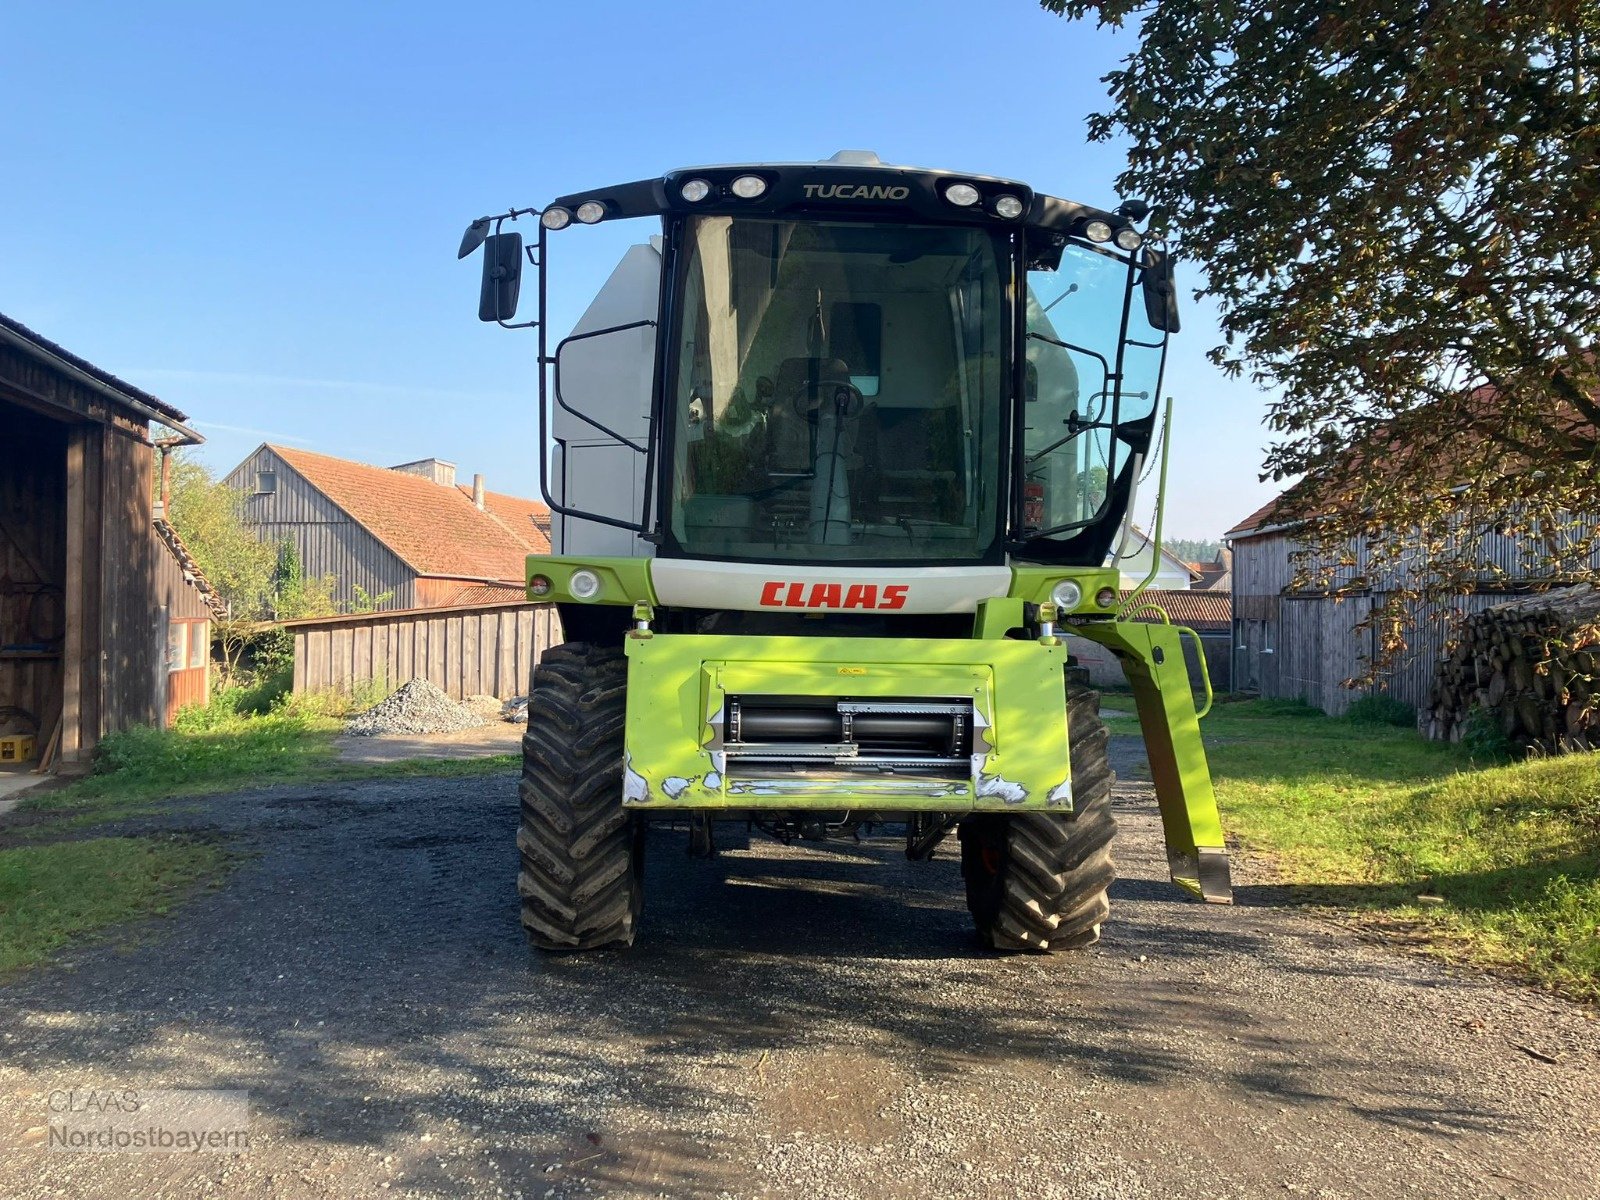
[223,445,550,613]
[0,313,208,768]
[1224,495,1592,715]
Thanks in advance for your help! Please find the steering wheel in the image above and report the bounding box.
[788,378,866,421]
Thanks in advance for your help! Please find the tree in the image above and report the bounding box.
[164,453,275,683]
[1044,0,1600,668]
[271,538,339,621]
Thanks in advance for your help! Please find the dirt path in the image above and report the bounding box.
[0,737,1595,1198]
[333,724,523,763]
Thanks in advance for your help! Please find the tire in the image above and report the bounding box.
[958,675,1117,951]
[517,642,644,950]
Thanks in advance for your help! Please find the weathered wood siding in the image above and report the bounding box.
[225,445,417,611]
[289,603,559,700]
[1228,522,1580,714]
[153,525,212,723]
[2,326,207,762]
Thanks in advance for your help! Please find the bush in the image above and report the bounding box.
[1459,705,1516,764]
[1346,694,1417,727]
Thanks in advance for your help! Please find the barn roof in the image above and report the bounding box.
[1121,588,1232,632]
[454,484,553,549]
[0,310,190,424]
[267,445,549,583]
[1223,493,1295,540]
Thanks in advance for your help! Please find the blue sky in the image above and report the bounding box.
[0,0,1279,539]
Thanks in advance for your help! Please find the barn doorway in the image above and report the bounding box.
[0,404,69,774]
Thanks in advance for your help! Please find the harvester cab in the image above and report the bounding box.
[461,151,1229,953]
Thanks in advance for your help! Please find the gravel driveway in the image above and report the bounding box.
[1,737,1596,1199]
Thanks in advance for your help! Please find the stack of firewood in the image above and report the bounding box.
[1424,585,1600,752]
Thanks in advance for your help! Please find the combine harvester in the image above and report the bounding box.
[460,151,1230,952]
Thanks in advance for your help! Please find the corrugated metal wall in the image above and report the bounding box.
[225,445,417,610]
[290,603,560,700]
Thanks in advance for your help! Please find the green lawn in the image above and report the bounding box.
[1,702,518,974]
[1134,697,1600,1001]
[26,706,516,820]
[0,837,225,973]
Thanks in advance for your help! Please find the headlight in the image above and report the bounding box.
[528,575,552,598]
[1083,219,1113,243]
[731,174,767,198]
[1114,227,1142,251]
[575,201,605,224]
[944,183,981,207]
[993,194,1024,219]
[1095,586,1118,608]
[540,207,572,230]
[568,569,602,601]
[1050,580,1083,610]
[680,179,711,202]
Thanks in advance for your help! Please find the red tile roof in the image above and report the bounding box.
[269,445,541,583]
[455,485,552,554]
[433,582,531,607]
[1120,589,1232,632]
[1224,493,1295,539]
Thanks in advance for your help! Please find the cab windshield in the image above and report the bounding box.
[667,217,1007,562]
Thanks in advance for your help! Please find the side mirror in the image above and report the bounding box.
[1140,251,1181,333]
[478,232,524,322]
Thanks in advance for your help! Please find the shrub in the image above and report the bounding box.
[1459,705,1516,764]
[1346,694,1417,727]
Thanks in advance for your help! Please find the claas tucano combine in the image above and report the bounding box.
[460,151,1230,953]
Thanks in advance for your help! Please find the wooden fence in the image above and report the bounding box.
[286,602,560,701]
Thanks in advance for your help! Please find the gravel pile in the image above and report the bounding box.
[345,679,488,736]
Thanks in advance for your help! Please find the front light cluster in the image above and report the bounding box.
[568,569,602,601]
[942,182,1024,220]
[543,201,610,228]
[1050,580,1083,611]
[1083,218,1143,251]
[677,175,768,204]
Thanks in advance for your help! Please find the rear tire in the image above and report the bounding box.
[958,676,1117,951]
[517,642,643,951]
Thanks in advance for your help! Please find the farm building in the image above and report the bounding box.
[1066,588,1232,694]
[224,445,551,613]
[0,312,216,770]
[1225,494,1595,715]
[1108,526,1199,589]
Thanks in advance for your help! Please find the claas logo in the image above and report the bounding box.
[759,582,909,610]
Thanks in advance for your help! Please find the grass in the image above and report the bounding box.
[0,691,516,974]
[0,837,225,973]
[1151,696,1600,1001]
[25,694,515,819]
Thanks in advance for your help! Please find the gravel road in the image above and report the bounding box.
[1,737,1596,1199]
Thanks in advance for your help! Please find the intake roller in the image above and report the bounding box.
[729,698,969,755]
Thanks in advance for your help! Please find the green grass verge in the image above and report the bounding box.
[0,837,226,973]
[1158,698,1599,1000]
[24,708,517,821]
[1,701,518,974]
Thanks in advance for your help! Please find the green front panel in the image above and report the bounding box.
[621,633,1073,812]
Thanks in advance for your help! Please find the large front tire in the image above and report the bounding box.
[958,676,1117,951]
[517,642,643,951]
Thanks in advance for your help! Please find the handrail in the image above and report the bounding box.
[1176,624,1214,718]
[1117,393,1173,618]
[1118,599,1214,719]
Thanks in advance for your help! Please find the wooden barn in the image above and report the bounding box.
[0,313,213,770]
[1225,495,1596,715]
[223,445,550,613]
